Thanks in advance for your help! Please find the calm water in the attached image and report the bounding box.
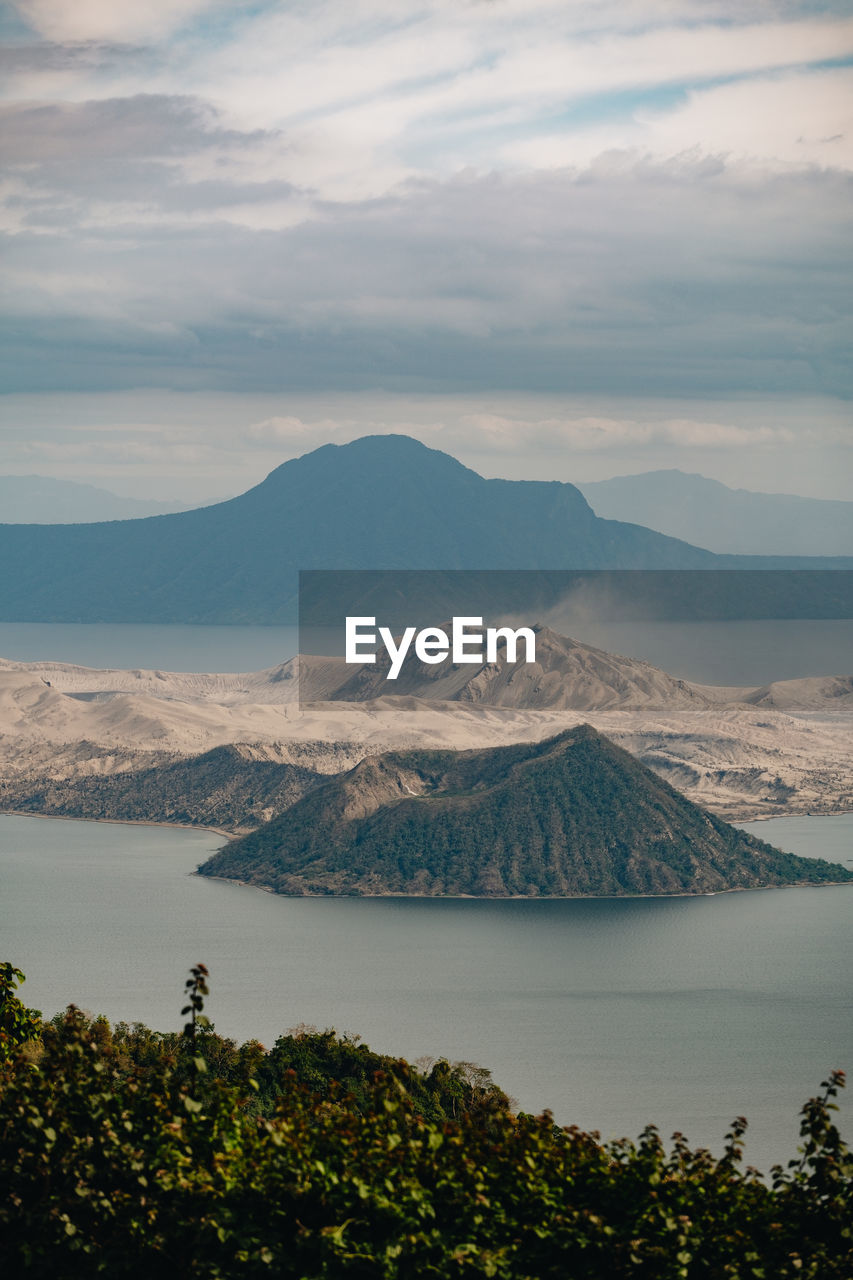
[0,619,851,684]
[1,812,850,1172]
[739,813,853,868]
[0,623,299,672]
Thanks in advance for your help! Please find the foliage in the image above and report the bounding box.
[39,1007,511,1129]
[1,965,852,1277]
[182,962,211,1043]
[0,962,41,1062]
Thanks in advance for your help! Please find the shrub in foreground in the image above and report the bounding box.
[0,966,851,1278]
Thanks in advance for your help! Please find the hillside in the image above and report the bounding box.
[2,435,849,625]
[4,981,851,1279]
[323,624,710,709]
[198,726,852,896]
[578,470,853,557]
[0,744,321,832]
[2,640,851,822]
[742,675,853,712]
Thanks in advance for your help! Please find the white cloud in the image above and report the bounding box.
[7,5,852,202]
[457,412,797,452]
[244,415,348,447]
[635,67,853,170]
[2,0,851,496]
[10,0,220,43]
[504,66,853,173]
[2,388,849,499]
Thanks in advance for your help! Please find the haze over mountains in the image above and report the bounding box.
[578,471,853,557]
[5,457,850,555]
[2,436,851,625]
[0,475,193,524]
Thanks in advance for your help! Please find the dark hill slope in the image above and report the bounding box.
[198,726,852,897]
[0,434,790,625]
[0,745,321,832]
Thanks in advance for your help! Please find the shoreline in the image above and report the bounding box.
[1,803,850,845]
[197,869,853,903]
[1,802,850,835]
[0,808,231,840]
[737,809,853,823]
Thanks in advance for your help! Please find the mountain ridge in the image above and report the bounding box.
[578,469,853,556]
[2,435,851,624]
[0,474,196,524]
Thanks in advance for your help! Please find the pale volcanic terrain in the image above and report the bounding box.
[0,627,850,825]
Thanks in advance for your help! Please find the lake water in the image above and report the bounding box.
[0,622,299,673]
[1,811,850,1173]
[0,619,851,685]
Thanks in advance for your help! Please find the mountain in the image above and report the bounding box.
[197,726,852,896]
[0,475,194,524]
[1,436,851,625]
[577,471,853,557]
[315,624,709,709]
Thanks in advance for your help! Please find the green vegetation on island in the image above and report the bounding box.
[0,745,320,832]
[199,725,853,896]
[1,963,851,1277]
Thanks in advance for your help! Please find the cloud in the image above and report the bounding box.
[1,385,848,501]
[0,40,120,74]
[244,415,348,447]
[0,92,308,235]
[1,154,850,398]
[5,6,853,201]
[18,434,207,466]
[10,0,220,43]
[503,66,853,172]
[456,412,797,453]
[0,94,225,164]
[1,0,851,420]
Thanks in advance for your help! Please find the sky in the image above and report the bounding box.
[1,0,851,501]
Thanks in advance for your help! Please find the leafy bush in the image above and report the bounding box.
[1,964,851,1277]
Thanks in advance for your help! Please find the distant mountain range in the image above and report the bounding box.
[577,470,853,557]
[198,725,852,896]
[5,466,847,557]
[1,436,851,624]
[0,475,194,524]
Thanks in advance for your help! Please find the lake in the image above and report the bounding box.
[0,618,851,685]
[0,622,299,673]
[1,810,850,1174]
